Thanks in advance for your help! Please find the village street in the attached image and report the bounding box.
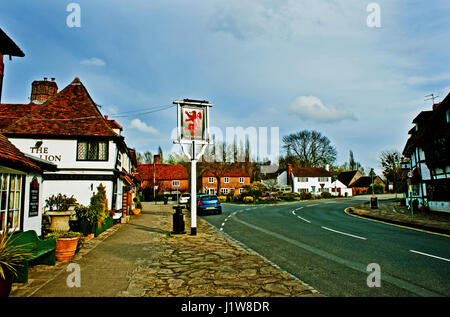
[9,202,320,298]
[205,196,450,297]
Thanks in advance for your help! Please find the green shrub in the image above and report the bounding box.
[321,192,332,199]
[45,194,77,211]
[243,196,254,203]
[299,192,312,200]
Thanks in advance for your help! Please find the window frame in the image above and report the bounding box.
[223,177,229,183]
[239,177,245,183]
[76,140,109,162]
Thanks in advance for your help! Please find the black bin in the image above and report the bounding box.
[370,196,378,209]
[171,205,186,234]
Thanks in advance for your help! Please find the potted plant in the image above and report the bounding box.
[132,197,142,215]
[0,230,32,297]
[44,194,77,232]
[74,205,96,237]
[45,231,83,262]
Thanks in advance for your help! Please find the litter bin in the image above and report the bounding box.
[370,195,378,209]
[171,205,186,235]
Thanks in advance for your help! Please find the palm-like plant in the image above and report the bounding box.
[0,229,32,279]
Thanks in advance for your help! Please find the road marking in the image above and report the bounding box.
[409,250,450,262]
[230,216,441,296]
[295,207,304,211]
[306,204,318,207]
[297,216,311,224]
[321,226,367,240]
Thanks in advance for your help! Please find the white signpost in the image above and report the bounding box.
[173,99,213,235]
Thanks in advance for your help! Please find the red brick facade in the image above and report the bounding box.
[201,167,251,196]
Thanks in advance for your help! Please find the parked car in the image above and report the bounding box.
[197,195,222,215]
[179,193,191,204]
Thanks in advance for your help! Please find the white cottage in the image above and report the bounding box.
[0,77,138,218]
[277,164,335,195]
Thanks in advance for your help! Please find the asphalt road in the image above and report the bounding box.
[200,196,450,297]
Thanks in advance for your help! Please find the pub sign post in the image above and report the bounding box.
[173,99,213,236]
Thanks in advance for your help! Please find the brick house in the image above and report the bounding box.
[137,155,189,200]
[201,166,251,196]
[337,170,385,195]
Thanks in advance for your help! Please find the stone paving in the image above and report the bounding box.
[10,203,321,297]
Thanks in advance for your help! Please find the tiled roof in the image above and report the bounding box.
[0,134,40,172]
[291,167,331,178]
[337,170,360,186]
[202,166,250,177]
[137,164,188,181]
[1,78,119,138]
[0,103,40,131]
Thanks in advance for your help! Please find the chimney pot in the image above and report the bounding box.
[51,77,55,81]
[154,154,161,164]
[44,77,47,81]
[105,115,108,120]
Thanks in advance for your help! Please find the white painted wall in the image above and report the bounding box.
[330,180,353,197]
[293,176,332,195]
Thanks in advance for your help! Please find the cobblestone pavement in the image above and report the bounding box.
[10,203,321,297]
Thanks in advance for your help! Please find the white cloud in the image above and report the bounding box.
[289,95,356,123]
[129,119,158,134]
[80,57,106,66]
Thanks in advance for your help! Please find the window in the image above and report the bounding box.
[318,177,329,182]
[239,188,244,194]
[77,141,108,161]
[223,177,229,183]
[298,177,308,182]
[446,109,450,123]
[299,188,308,193]
[221,188,229,194]
[239,177,245,183]
[172,180,180,187]
[208,177,215,183]
[0,173,22,232]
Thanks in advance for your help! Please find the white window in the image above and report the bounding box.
[0,173,22,232]
[318,177,329,182]
[223,177,229,183]
[221,188,229,194]
[239,177,245,183]
[208,177,214,183]
[239,188,244,194]
[172,180,180,187]
[298,177,308,182]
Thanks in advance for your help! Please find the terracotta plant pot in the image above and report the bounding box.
[132,208,141,215]
[0,271,13,297]
[55,237,80,261]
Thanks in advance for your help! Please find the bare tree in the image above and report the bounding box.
[282,130,337,167]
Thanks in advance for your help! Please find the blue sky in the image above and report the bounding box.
[1,0,449,174]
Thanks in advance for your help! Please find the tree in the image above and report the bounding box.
[158,146,164,163]
[379,150,405,193]
[282,130,337,167]
[348,150,364,173]
[144,151,153,164]
[136,151,143,164]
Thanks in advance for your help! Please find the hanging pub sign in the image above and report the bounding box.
[29,177,39,217]
[181,105,205,141]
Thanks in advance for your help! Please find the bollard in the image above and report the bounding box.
[370,195,378,209]
[171,205,186,235]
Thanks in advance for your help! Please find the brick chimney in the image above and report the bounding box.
[153,154,161,164]
[30,77,58,103]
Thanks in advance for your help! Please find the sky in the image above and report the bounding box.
[1,0,449,175]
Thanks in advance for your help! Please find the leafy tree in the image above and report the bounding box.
[379,150,405,192]
[282,130,337,167]
[158,146,164,163]
[144,151,153,164]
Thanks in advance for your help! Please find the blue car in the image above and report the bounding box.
[197,194,222,215]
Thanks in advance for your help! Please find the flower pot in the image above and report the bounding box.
[55,237,80,261]
[45,211,74,232]
[0,271,13,297]
[132,208,141,215]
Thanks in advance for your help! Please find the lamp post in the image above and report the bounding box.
[173,99,213,236]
